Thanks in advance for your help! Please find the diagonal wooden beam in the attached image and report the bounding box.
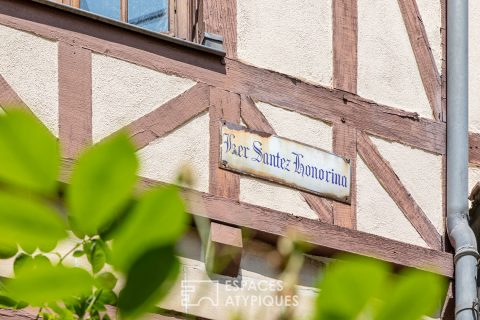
[357,132,441,250]
[0,75,34,114]
[333,123,357,229]
[58,42,92,159]
[108,83,209,151]
[240,95,334,224]
[397,0,442,120]
[333,0,358,93]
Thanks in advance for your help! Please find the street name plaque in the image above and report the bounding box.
[219,121,352,203]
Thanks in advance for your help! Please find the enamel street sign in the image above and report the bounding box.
[219,121,352,203]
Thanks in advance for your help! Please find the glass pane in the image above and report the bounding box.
[80,0,120,21]
[128,0,169,33]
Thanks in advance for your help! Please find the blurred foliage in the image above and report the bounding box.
[0,109,190,319]
[0,109,447,320]
[313,254,446,320]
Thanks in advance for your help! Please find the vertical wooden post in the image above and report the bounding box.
[332,124,357,228]
[198,0,237,57]
[120,0,128,23]
[333,0,358,93]
[58,42,92,159]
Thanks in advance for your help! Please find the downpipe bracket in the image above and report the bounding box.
[454,245,480,264]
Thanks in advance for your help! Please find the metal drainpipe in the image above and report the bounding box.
[447,1,479,319]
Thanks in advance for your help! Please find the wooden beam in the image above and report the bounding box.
[332,0,358,93]
[440,0,446,121]
[397,0,442,120]
[0,75,33,114]
[198,0,237,57]
[205,222,243,277]
[333,123,357,228]
[59,158,453,278]
[469,133,480,166]
[240,95,334,224]
[0,0,446,156]
[109,83,209,151]
[357,132,442,250]
[58,42,92,159]
[209,87,240,199]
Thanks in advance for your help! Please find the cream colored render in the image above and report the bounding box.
[357,0,432,119]
[138,113,210,193]
[0,24,59,136]
[236,0,332,86]
[469,0,480,133]
[416,0,442,73]
[356,156,428,247]
[91,54,196,142]
[240,102,333,220]
[370,136,444,234]
[469,166,480,196]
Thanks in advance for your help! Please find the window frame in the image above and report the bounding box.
[57,0,198,41]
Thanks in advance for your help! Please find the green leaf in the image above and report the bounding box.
[88,241,106,274]
[374,269,446,320]
[314,255,390,320]
[0,109,60,195]
[0,191,67,252]
[67,132,138,235]
[0,294,17,308]
[118,245,180,319]
[73,250,85,258]
[112,186,188,270]
[0,243,18,259]
[95,272,117,290]
[98,289,118,305]
[33,254,51,268]
[13,253,33,276]
[6,264,94,305]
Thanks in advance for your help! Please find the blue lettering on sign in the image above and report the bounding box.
[222,133,348,188]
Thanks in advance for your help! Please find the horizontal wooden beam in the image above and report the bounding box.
[60,159,453,278]
[110,83,209,151]
[240,95,334,223]
[0,0,445,156]
[357,132,442,250]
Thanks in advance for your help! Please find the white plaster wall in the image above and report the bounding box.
[356,156,427,247]
[91,54,196,141]
[468,166,480,196]
[416,0,442,73]
[469,0,480,133]
[237,0,332,86]
[0,24,58,135]
[137,113,210,193]
[256,102,333,152]
[371,136,444,234]
[357,0,432,119]
[240,102,333,220]
[240,176,319,220]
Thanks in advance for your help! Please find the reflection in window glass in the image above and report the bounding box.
[128,0,168,33]
[80,0,120,21]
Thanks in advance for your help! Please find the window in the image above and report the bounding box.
[54,0,198,41]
